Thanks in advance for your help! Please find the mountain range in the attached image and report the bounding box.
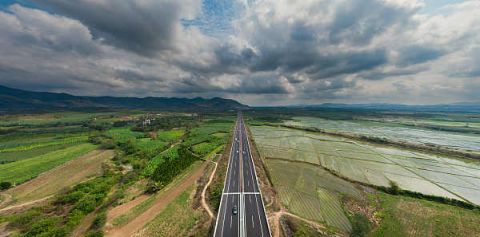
[0,85,248,113]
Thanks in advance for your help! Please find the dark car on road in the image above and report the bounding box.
[232,205,238,215]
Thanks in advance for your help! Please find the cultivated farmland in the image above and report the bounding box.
[285,117,480,154]
[0,143,97,184]
[3,149,114,205]
[251,126,480,205]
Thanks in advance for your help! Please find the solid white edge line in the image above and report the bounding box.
[213,119,238,237]
[243,118,272,237]
[253,193,265,237]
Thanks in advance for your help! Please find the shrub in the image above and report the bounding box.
[145,181,161,194]
[85,230,104,237]
[388,180,401,195]
[351,213,371,237]
[90,212,107,230]
[74,195,97,213]
[0,181,12,190]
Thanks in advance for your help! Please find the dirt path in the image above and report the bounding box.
[0,195,52,215]
[105,162,209,237]
[201,160,218,219]
[70,209,98,237]
[269,209,329,237]
[0,222,9,237]
[106,194,150,225]
[0,194,11,208]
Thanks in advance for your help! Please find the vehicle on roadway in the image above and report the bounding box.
[232,205,238,215]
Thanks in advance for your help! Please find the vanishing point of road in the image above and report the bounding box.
[213,113,271,237]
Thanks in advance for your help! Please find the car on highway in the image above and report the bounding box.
[232,205,238,215]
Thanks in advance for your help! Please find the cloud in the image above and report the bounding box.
[33,0,201,56]
[0,0,479,105]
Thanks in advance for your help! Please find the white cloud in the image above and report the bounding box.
[0,0,479,105]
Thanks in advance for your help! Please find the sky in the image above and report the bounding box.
[0,0,479,106]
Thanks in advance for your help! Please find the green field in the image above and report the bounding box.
[0,143,78,164]
[370,192,480,237]
[0,143,96,184]
[156,129,185,142]
[106,127,145,142]
[143,145,180,177]
[252,126,480,205]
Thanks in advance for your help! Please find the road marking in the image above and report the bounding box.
[252,215,255,229]
[215,115,271,237]
[223,192,260,195]
[254,194,265,237]
[215,120,238,237]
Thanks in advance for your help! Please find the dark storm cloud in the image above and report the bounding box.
[222,0,414,83]
[173,73,292,95]
[33,0,198,56]
[213,46,258,72]
[396,45,445,67]
[328,0,415,45]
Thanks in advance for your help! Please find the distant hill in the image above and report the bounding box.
[0,85,248,113]
[289,103,480,113]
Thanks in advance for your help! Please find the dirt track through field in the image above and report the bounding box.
[105,162,208,237]
[201,160,218,219]
[2,149,113,208]
[106,194,150,224]
[268,209,330,237]
[0,195,52,215]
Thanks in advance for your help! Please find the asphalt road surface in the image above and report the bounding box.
[213,114,271,237]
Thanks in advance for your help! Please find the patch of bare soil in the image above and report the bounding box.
[344,196,381,226]
[0,194,11,208]
[0,195,52,215]
[106,194,150,226]
[269,209,338,237]
[0,222,10,237]
[105,162,209,237]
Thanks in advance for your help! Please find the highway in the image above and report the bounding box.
[213,113,271,237]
